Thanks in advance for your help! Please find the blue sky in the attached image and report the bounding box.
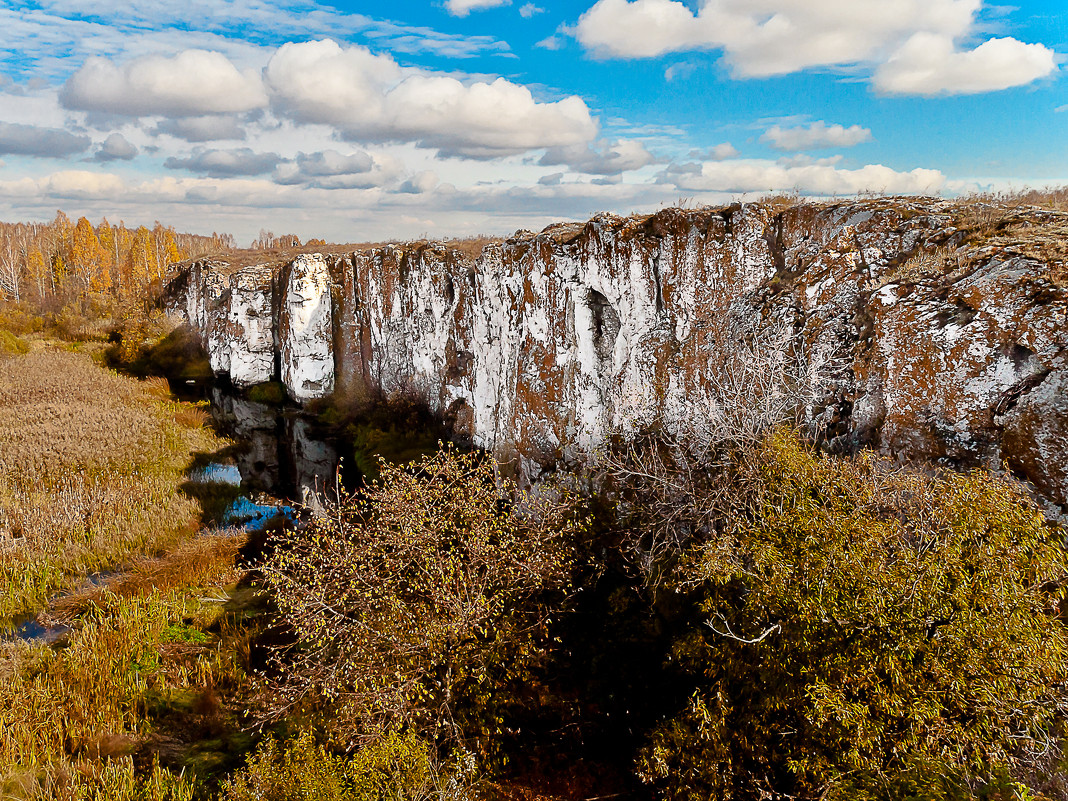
[0,0,1064,243]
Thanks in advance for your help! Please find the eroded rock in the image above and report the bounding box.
[166,199,1068,510]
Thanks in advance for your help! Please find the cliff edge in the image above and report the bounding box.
[164,198,1068,511]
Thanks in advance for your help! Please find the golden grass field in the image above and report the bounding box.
[0,339,256,800]
[0,347,228,619]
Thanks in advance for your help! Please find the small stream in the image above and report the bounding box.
[4,388,345,644]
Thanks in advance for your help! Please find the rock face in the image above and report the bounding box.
[166,199,1068,511]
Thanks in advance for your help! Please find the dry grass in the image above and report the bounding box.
[442,235,504,261]
[0,587,244,800]
[0,348,229,618]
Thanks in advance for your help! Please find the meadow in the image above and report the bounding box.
[0,336,257,800]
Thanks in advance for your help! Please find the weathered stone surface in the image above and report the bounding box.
[227,265,276,387]
[280,254,334,402]
[166,199,1068,511]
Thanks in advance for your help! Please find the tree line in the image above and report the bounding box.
[0,211,235,306]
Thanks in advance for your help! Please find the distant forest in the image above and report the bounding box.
[0,212,236,306]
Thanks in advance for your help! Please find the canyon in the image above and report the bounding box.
[165,198,1068,512]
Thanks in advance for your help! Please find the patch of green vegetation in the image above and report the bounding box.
[245,381,287,405]
[309,391,449,482]
[0,329,29,357]
[160,623,212,645]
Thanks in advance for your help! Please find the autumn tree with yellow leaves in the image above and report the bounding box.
[0,211,232,306]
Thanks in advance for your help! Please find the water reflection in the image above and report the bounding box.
[208,388,340,510]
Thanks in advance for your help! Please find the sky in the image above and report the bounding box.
[0,0,1065,244]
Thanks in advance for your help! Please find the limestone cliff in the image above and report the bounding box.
[164,198,1068,511]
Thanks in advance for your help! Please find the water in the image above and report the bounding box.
[3,390,341,644]
[187,460,297,531]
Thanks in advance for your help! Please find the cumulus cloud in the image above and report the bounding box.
[761,121,872,151]
[264,40,597,158]
[0,122,90,157]
[60,50,267,116]
[664,157,945,195]
[164,148,283,177]
[273,149,396,189]
[154,115,248,142]
[874,34,1059,95]
[41,169,126,198]
[92,132,138,162]
[398,170,439,193]
[538,172,564,185]
[539,138,656,174]
[445,0,510,15]
[571,0,1057,94]
[519,3,545,17]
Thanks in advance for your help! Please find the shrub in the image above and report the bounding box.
[259,447,583,752]
[245,382,286,405]
[220,729,469,801]
[635,430,1068,800]
[0,330,29,357]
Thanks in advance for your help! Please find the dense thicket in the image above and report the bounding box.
[255,430,1068,800]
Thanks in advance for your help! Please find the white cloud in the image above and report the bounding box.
[761,121,872,151]
[92,132,137,162]
[445,0,510,15]
[398,170,439,193]
[0,121,90,157]
[42,169,126,198]
[293,150,374,177]
[154,115,248,142]
[664,61,697,81]
[1,1,511,86]
[777,154,844,168]
[690,143,739,160]
[264,40,597,158]
[519,3,545,17]
[272,149,402,189]
[571,0,1058,94]
[665,157,945,195]
[874,34,1059,95]
[536,35,566,51]
[539,138,655,174]
[60,50,267,116]
[164,148,283,177]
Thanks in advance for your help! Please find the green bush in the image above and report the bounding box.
[0,329,29,357]
[635,430,1068,800]
[221,729,466,801]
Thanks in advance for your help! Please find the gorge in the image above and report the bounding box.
[164,197,1068,512]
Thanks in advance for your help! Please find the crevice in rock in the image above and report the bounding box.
[650,250,663,314]
[588,289,621,365]
[992,362,1050,421]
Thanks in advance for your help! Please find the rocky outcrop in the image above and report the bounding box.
[165,199,1068,511]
